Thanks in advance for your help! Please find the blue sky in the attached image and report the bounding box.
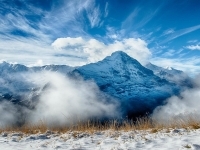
[0,0,200,74]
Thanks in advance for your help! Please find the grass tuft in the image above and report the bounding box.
[1,115,200,134]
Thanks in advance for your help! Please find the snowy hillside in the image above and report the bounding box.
[146,63,192,87]
[0,63,76,108]
[1,128,200,150]
[30,64,75,74]
[0,51,189,118]
[0,62,32,102]
[0,63,75,97]
[74,51,180,117]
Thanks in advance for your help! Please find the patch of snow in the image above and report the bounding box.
[1,128,200,150]
[165,66,173,70]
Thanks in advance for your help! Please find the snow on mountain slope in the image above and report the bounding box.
[0,62,31,97]
[0,52,189,117]
[146,63,192,87]
[0,61,28,75]
[0,62,75,103]
[30,65,75,74]
[74,51,180,117]
[0,62,75,89]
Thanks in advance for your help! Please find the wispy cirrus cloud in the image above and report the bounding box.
[104,2,109,17]
[163,28,175,35]
[0,0,109,66]
[186,45,200,50]
[35,0,94,38]
[0,0,51,40]
[187,40,198,43]
[121,7,140,30]
[0,0,104,42]
[120,0,165,39]
[84,0,102,28]
[121,7,159,33]
[161,24,200,44]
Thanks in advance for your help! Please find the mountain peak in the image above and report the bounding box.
[0,61,9,66]
[74,50,155,86]
[110,51,128,57]
[109,51,133,60]
[76,51,153,75]
[0,61,28,73]
[165,66,174,70]
[104,51,140,65]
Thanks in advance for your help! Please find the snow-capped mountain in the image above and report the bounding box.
[0,61,28,75]
[0,52,189,118]
[30,64,75,74]
[0,62,30,93]
[0,62,75,104]
[73,51,180,117]
[146,63,192,87]
[0,62,32,105]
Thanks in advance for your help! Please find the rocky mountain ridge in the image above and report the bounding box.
[0,51,192,117]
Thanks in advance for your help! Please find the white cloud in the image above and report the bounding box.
[0,38,50,62]
[0,101,20,127]
[152,75,200,124]
[106,26,122,40]
[186,45,200,50]
[0,36,151,66]
[0,0,112,67]
[33,59,44,66]
[0,71,119,127]
[109,34,117,39]
[52,37,152,65]
[28,71,118,126]
[51,37,85,48]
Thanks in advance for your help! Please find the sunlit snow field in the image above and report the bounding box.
[1,128,200,150]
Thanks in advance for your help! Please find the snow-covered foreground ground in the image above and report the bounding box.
[1,128,200,150]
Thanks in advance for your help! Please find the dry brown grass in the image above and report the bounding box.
[184,144,192,149]
[1,115,200,134]
[152,114,200,130]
